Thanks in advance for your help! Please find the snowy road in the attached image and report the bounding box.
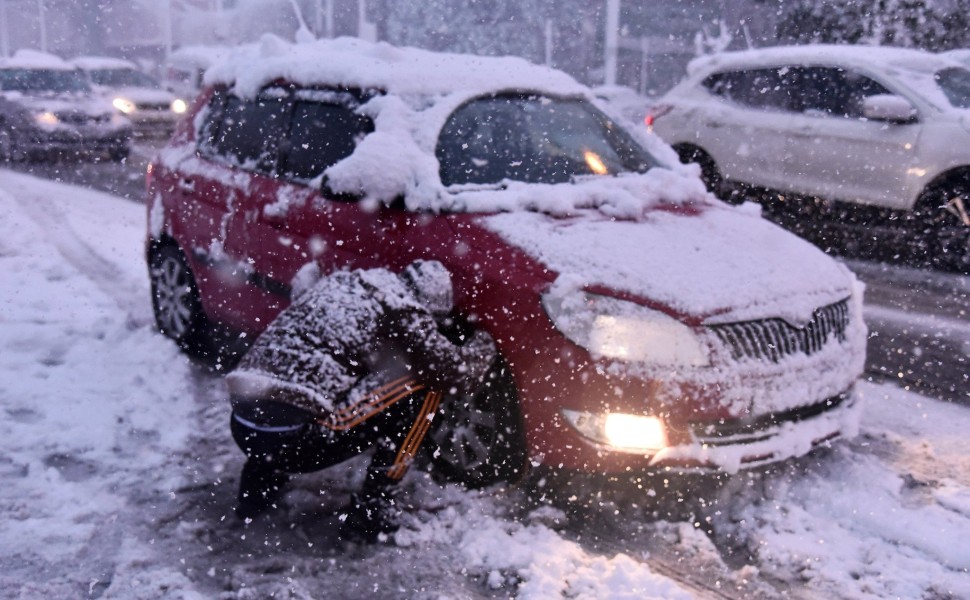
[1,171,968,599]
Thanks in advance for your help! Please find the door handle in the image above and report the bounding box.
[177,178,195,193]
[704,120,723,129]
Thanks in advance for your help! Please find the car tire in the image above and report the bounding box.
[674,145,722,196]
[149,243,211,347]
[109,145,131,162]
[428,357,528,488]
[0,128,24,162]
[911,182,970,273]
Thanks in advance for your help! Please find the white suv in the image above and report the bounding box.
[652,44,970,271]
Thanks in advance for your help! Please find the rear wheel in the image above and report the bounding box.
[429,358,528,488]
[149,244,210,347]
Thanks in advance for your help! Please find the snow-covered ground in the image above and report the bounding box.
[1,170,968,599]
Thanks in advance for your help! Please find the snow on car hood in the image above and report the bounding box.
[483,201,857,324]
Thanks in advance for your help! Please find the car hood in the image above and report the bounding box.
[7,93,115,117]
[102,86,175,104]
[482,203,857,324]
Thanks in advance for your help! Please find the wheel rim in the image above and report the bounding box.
[152,255,196,339]
[941,195,970,227]
[431,390,499,472]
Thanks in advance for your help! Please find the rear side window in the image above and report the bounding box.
[935,67,970,109]
[200,89,289,173]
[280,93,373,181]
[702,68,790,111]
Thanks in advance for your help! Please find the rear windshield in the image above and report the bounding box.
[0,68,90,93]
[935,67,970,109]
[437,94,658,186]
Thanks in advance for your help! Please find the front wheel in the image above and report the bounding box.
[428,358,528,488]
[149,244,210,347]
[911,184,970,273]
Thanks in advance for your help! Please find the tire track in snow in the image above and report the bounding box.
[0,170,152,326]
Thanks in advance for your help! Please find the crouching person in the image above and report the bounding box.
[226,260,496,541]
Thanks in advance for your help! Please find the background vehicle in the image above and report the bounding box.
[73,56,187,138]
[147,37,866,487]
[652,45,970,272]
[0,49,131,161]
[161,45,229,101]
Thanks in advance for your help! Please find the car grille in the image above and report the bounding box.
[136,101,171,111]
[56,113,111,125]
[691,392,850,447]
[707,298,850,362]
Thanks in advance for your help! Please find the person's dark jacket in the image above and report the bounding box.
[226,268,496,420]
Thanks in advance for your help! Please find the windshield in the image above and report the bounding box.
[0,68,90,94]
[89,68,160,89]
[437,94,658,186]
[935,67,970,109]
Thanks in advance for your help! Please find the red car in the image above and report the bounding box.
[147,38,867,486]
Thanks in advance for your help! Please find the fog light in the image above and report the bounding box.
[562,409,669,454]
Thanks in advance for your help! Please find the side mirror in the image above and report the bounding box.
[862,94,918,124]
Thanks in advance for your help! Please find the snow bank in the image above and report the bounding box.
[0,171,197,597]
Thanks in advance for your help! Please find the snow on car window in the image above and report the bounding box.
[934,67,970,108]
[205,35,695,218]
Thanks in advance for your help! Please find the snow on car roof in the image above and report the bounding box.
[688,43,960,76]
[205,35,586,99]
[1,49,75,70]
[168,44,231,70]
[71,56,139,71]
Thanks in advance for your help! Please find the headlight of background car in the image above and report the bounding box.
[170,98,187,114]
[34,111,59,127]
[112,97,136,114]
[542,290,709,367]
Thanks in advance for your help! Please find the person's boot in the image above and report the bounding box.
[236,458,289,519]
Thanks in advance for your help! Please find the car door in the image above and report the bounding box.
[782,66,919,208]
[246,88,408,304]
[189,87,291,330]
[695,67,795,190]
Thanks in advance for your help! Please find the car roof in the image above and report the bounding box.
[71,56,139,71]
[205,35,586,99]
[688,44,960,77]
[0,49,75,71]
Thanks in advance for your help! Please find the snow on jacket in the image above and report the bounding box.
[226,267,497,419]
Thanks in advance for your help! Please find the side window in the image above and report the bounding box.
[703,69,790,111]
[437,98,524,186]
[280,96,374,182]
[206,90,289,173]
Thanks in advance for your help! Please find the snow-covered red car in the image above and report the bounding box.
[146,37,867,485]
[651,44,970,271]
[0,50,132,161]
[72,56,187,138]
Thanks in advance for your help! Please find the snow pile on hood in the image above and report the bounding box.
[486,204,856,320]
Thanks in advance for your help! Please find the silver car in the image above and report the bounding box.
[0,50,132,161]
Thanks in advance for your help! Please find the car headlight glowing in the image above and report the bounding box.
[542,290,709,366]
[563,409,669,453]
[112,97,136,114]
[34,111,59,126]
[171,98,187,114]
